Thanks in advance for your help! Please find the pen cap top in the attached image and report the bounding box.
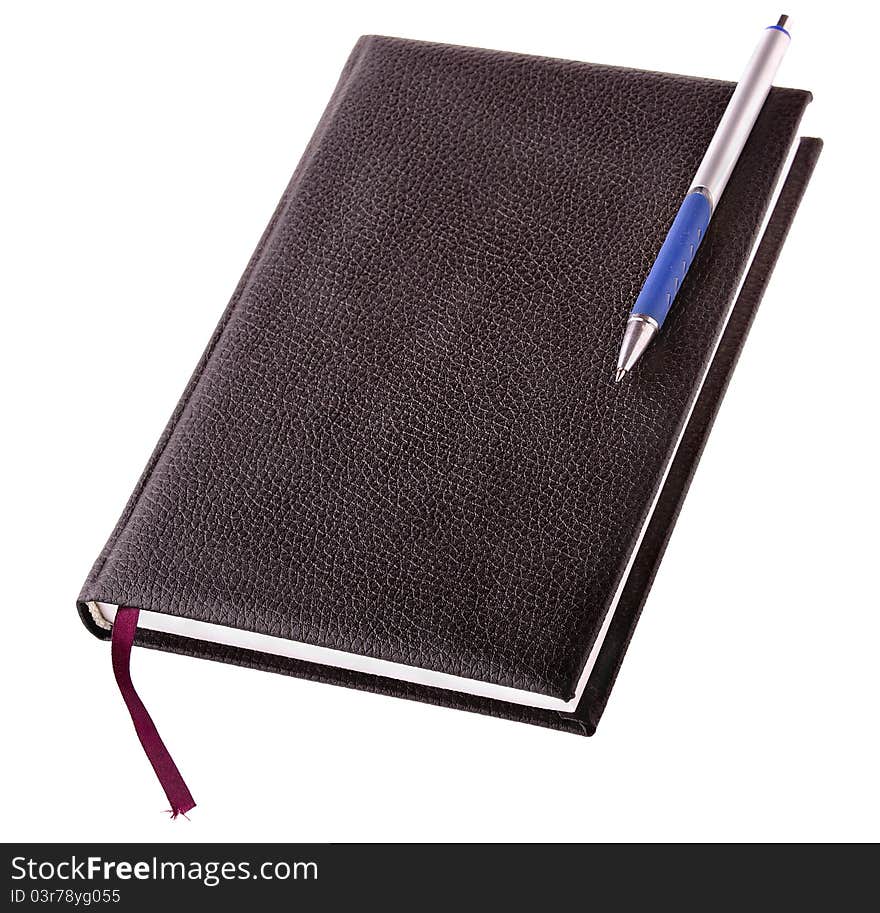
[768,14,791,37]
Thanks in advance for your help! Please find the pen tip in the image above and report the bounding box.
[615,368,627,383]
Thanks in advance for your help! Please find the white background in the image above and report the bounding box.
[2,0,877,842]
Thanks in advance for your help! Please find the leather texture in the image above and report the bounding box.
[79,37,816,728]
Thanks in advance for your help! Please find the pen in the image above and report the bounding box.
[615,14,792,382]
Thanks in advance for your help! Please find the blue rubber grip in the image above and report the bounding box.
[631,191,712,327]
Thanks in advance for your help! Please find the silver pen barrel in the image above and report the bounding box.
[689,16,791,209]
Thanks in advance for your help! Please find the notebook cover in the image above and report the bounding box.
[78,36,818,732]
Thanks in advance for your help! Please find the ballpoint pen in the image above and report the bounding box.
[615,14,792,382]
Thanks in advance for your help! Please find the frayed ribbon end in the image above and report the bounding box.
[166,803,196,821]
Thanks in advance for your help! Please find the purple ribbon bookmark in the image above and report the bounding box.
[111,607,196,818]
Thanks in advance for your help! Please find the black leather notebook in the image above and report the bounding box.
[79,36,820,754]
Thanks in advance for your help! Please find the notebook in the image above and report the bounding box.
[78,36,820,807]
